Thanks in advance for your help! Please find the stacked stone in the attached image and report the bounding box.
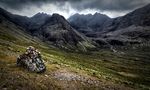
[17,46,46,73]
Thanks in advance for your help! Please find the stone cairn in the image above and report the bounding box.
[17,46,46,73]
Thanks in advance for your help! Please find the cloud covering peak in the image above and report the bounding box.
[0,0,150,18]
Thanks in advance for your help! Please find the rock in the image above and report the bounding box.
[45,74,48,77]
[17,46,46,73]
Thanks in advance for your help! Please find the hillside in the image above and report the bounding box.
[0,12,103,89]
[37,14,95,51]
[0,9,150,90]
[0,10,116,89]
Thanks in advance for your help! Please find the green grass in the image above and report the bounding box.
[0,21,150,90]
[41,47,150,90]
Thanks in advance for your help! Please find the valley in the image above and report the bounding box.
[0,3,150,90]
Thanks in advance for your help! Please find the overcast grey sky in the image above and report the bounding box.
[0,0,150,18]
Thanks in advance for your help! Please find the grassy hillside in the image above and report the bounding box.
[0,19,150,90]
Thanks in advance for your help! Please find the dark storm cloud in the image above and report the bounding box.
[69,0,150,11]
[0,0,56,10]
[0,0,150,11]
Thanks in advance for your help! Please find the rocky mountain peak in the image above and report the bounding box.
[68,12,111,34]
[44,13,72,30]
[32,12,49,18]
[49,13,67,24]
[38,13,95,51]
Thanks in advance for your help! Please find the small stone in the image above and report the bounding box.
[45,75,48,77]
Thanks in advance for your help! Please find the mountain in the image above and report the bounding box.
[1,3,150,49]
[30,12,51,25]
[28,12,51,33]
[0,7,95,51]
[68,4,150,47]
[0,8,31,32]
[102,3,150,33]
[99,4,150,46]
[68,13,111,35]
[0,10,48,48]
[0,8,51,33]
[37,14,95,51]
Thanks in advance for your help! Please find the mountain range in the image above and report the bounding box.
[69,4,150,47]
[1,3,150,50]
[0,8,95,51]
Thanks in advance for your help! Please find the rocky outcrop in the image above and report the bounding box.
[17,46,46,73]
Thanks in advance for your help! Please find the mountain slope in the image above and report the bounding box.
[68,4,150,47]
[0,8,51,32]
[102,3,150,33]
[0,12,102,90]
[0,17,150,89]
[0,7,30,30]
[28,12,51,32]
[68,13,111,34]
[38,14,95,51]
[0,12,133,90]
[98,4,150,46]
[0,7,95,51]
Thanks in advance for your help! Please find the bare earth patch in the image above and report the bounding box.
[52,69,100,85]
[43,68,134,90]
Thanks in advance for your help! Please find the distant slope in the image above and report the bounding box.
[68,4,150,47]
[0,7,51,32]
[0,11,51,49]
[28,12,51,33]
[68,13,111,34]
[102,3,150,32]
[0,7,30,30]
[100,4,150,46]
